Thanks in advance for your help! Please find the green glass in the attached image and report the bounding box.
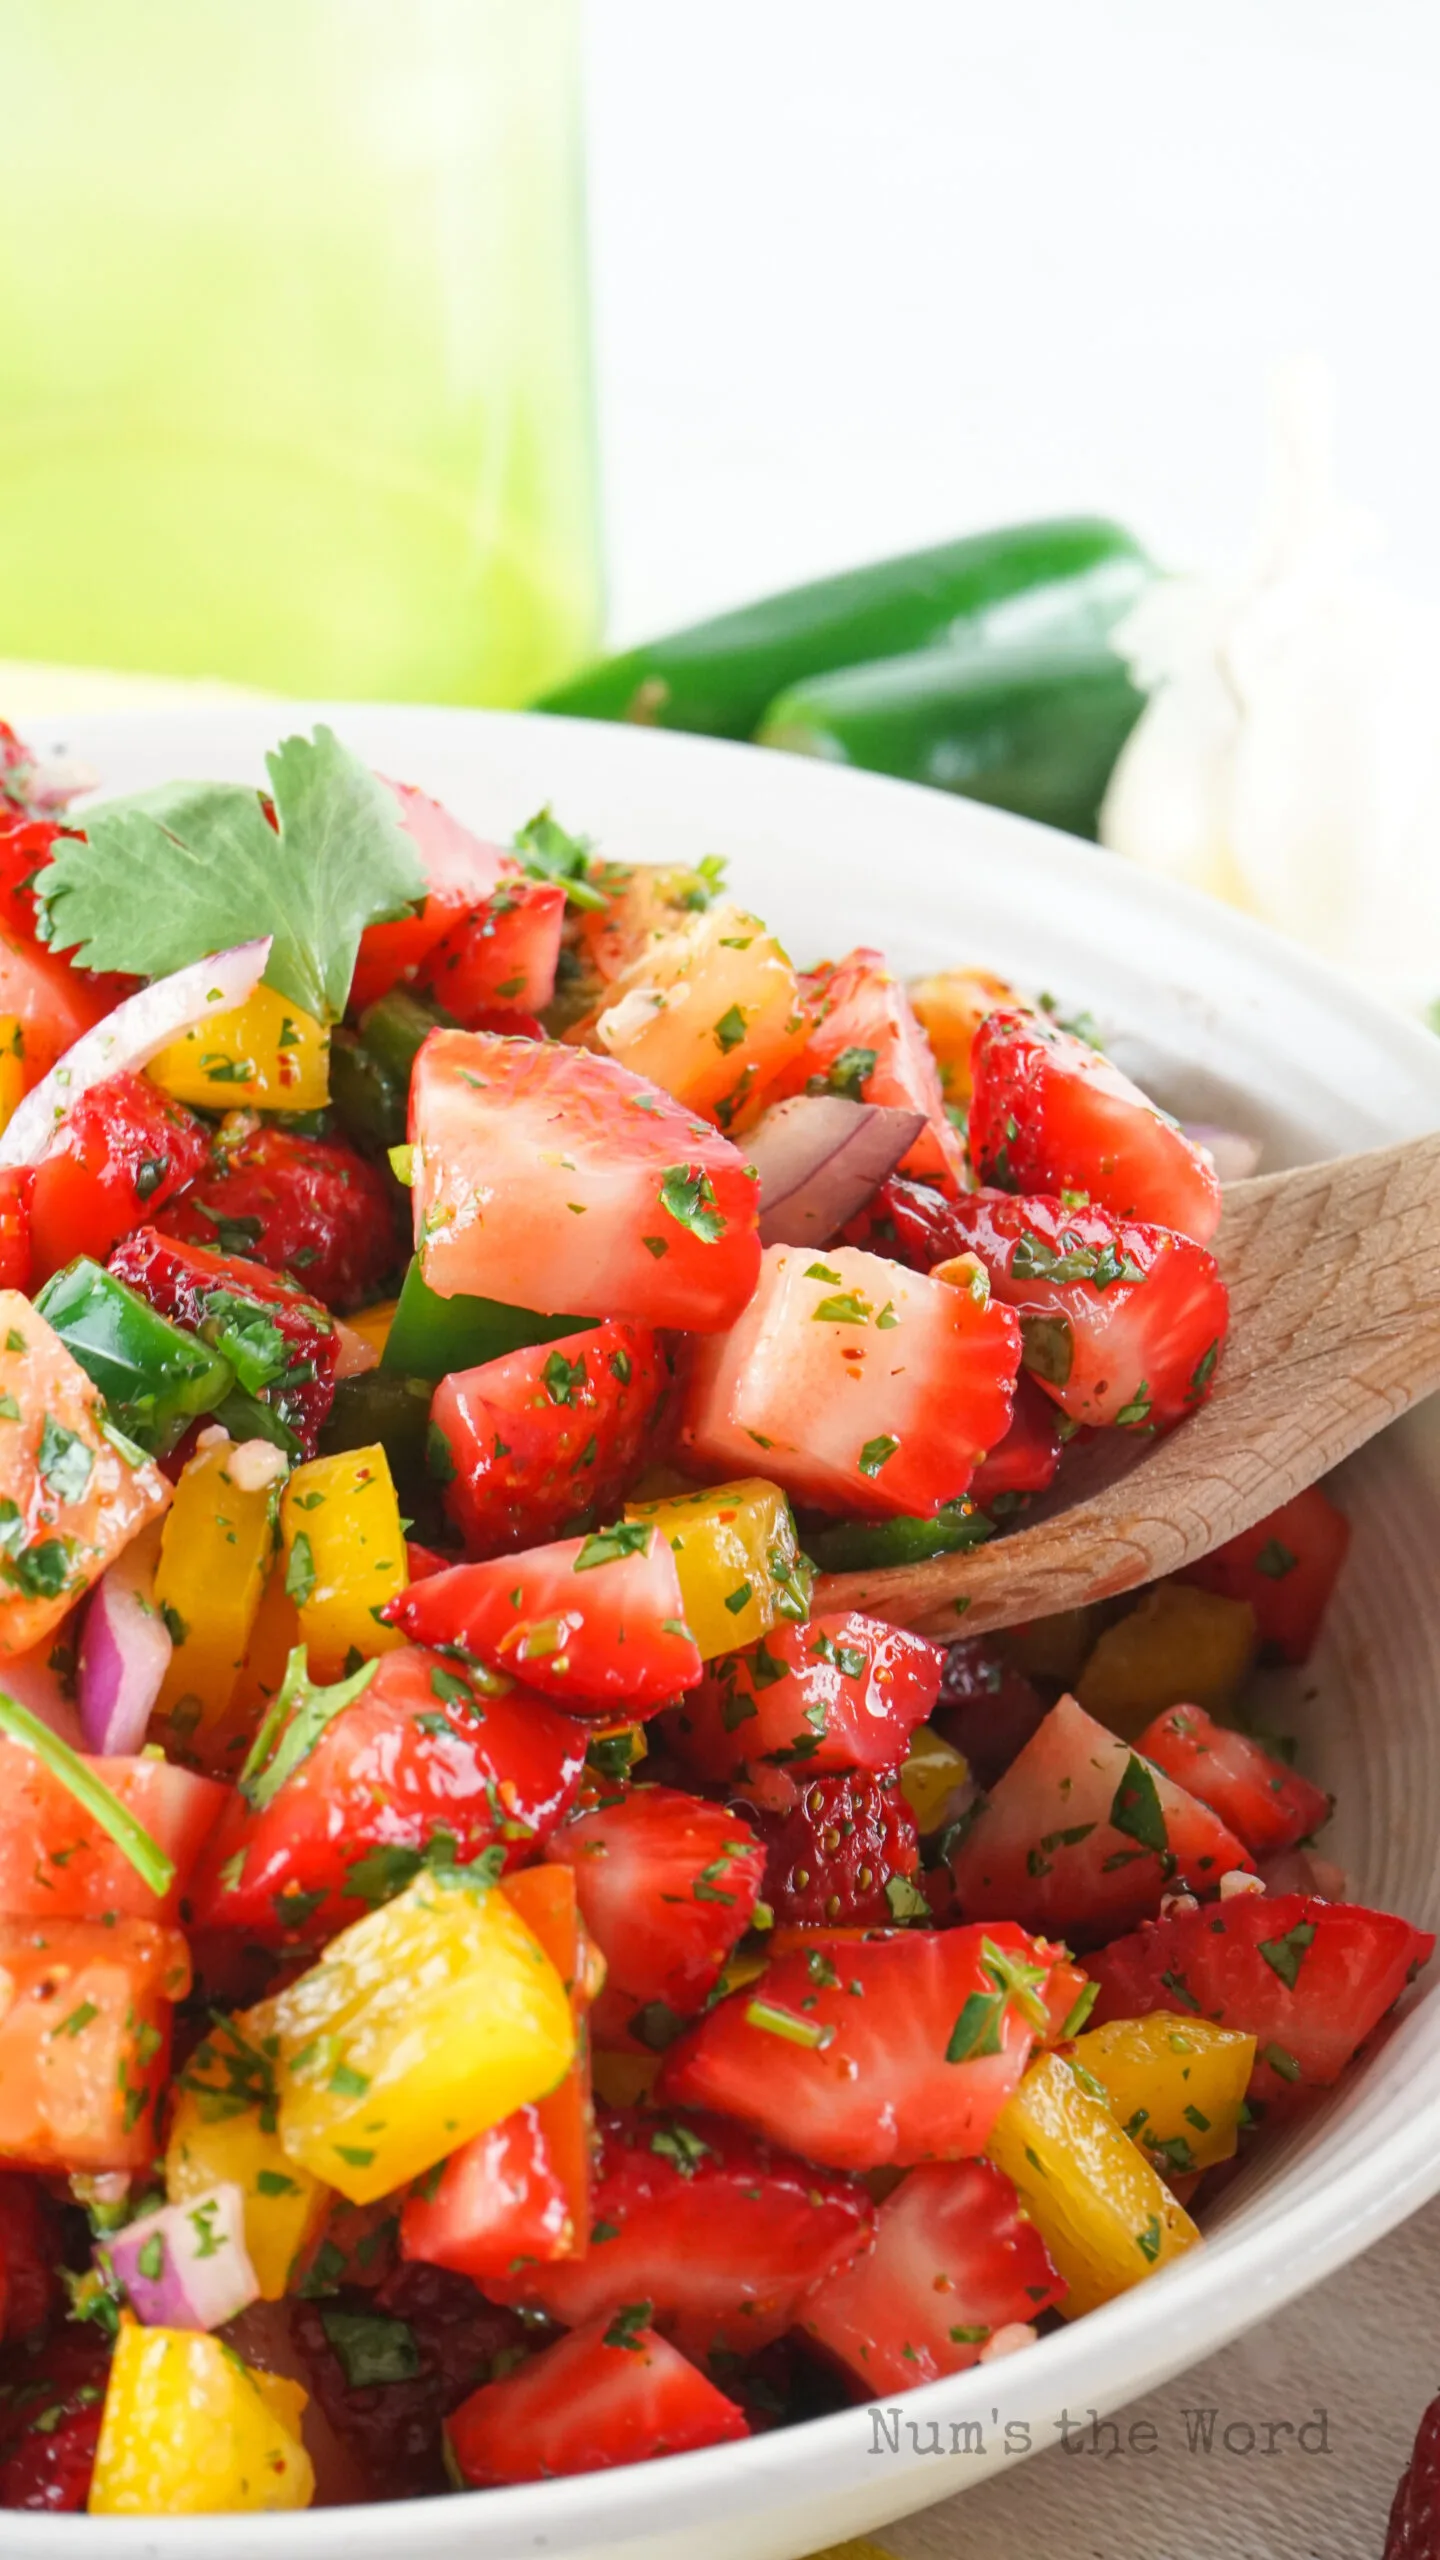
[0,0,599,703]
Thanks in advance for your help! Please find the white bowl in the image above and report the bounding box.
[15,702,1440,2560]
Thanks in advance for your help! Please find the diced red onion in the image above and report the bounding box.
[748,1095,928,1248]
[0,936,272,1169]
[77,1522,171,1757]
[1181,1123,1263,1185]
[105,2181,259,2331]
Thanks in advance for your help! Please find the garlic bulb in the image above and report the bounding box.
[1101,361,1440,1017]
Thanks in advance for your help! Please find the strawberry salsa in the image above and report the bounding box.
[0,717,1429,2515]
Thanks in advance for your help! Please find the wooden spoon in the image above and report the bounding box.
[814,1127,1440,1639]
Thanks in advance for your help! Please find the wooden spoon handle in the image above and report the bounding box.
[815,1127,1440,1638]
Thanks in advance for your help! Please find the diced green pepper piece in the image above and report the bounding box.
[358,988,451,1089]
[380,1256,592,1384]
[35,1258,233,1455]
[328,1029,405,1156]
[805,1499,995,1573]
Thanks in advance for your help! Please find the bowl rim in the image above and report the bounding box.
[14,697,1440,2554]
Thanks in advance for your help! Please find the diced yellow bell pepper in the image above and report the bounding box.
[908,967,1018,1105]
[1000,1608,1097,1686]
[1076,1583,1257,1737]
[244,1867,575,2204]
[280,1443,407,1682]
[89,2322,314,2515]
[343,1298,400,1362]
[577,901,808,1126]
[899,1726,970,1832]
[147,982,330,1111]
[166,2015,330,2300]
[0,1015,26,1132]
[624,1476,809,1660]
[1067,2011,1256,2177]
[985,2051,1200,2318]
[154,1441,278,1736]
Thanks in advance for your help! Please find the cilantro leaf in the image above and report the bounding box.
[238,1647,379,1813]
[37,726,425,1024]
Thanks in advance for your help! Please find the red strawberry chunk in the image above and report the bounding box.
[418,878,567,1022]
[109,1225,338,1455]
[933,1637,1048,1789]
[666,1612,945,1786]
[842,1171,967,1270]
[948,1189,1228,1433]
[189,1644,587,1945]
[971,1371,1065,1504]
[157,1120,401,1311]
[1134,1704,1331,1860]
[409,1029,761,1333]
[431,1320,674,1560]
[949,1692,1253,1943]
[349,780,518,1013]
[0,2175,58,2343]
[446,2313,748,2487]
[1180,1484,1351,1664]
[683,1243,1020,1519]
[970,1009,1223,1244]
[482,2105,872,2360]
[545,1786,764,2033]
[28,1071,210,1285]
[751,1770,920,1928]
[774,949,965,1191]
[657,1924,1060,2171]
[1384,2391,1440,2560]
[801,2158,1065,2392]
[0,2324,111,2513]
[1088,1892,1435,2116]
[401,2105,574,2283]
[388,1525,703,1715]
[294,2261,530,2498]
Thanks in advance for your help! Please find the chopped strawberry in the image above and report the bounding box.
[1384,2391,1440,2560]
[1180,1485,1351,1664]
[108,1226,339,1455]
[970,1009,1223,1244]
[750,1769,921,1928]
[0,2175,58,2342]
[156,1119,402,1311]
[349,780,518,1013]
[544,1786,764,2037]
[28,1071,210,1285]
[418,878,567,1022]
[482,2105,871,2360]
[189,1643,587,1945]
[842,1171,966,1270]
[665,1612,944,1786]
[430,1320,674,1560]
[446,2313,748,2487]
[401,2105,575,2283]
[388,1524,703,1715]
[0,1171,30,1293]
[294,2260,529,2498]
[948,1693,1253,1942]
[1088,1893,1435,2116]
[0,2324,110,2513]
[801,2158,1065,2391]
[773,948,965,1191]
[971,1371,1065,1504]
[682,1242,1020,1519]
[946,1190,1227,1433]
[1134,1704,1331,1860]
[657,1924,1060,2171]
[933,1638,1046,1791]
[0,814,61,945]
[410,1028,761,1333]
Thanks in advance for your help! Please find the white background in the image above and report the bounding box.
[584,0,1440,645]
